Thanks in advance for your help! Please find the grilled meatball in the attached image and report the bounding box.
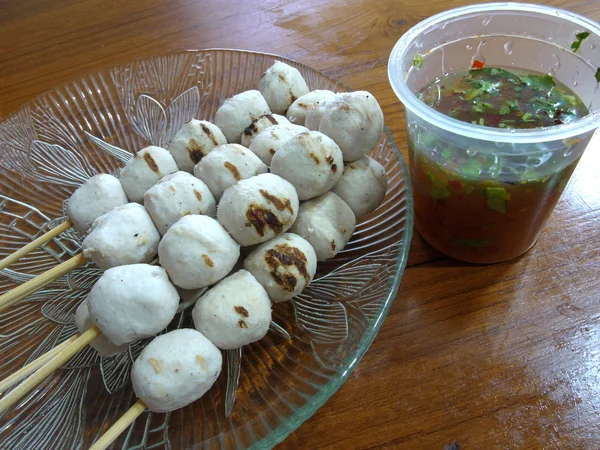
[168,120,227,172]
[258,61,310,115]
[158,215,240,289]
[331,156,387,219]
[144,171,216,235]
[305,91,384,162]
[217,173,299,246]
[270,131,343,200]
[193,144,267,202]
[87,264,179,346]
[82,203,160,270]
[67,174,129,234]
[214,90,270,143]
[289,192,356,261]
[240,114,290,148]
[131,329,222,412]
[243,233,317,303]
[192,270,272,349]
[286,90,336,126]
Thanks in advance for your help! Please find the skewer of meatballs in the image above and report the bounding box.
[0,60,389,450]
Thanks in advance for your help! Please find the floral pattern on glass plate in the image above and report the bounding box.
[0,50,413,450]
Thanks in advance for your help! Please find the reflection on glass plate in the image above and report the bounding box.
[0,49,413,449]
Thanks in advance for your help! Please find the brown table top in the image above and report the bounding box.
[2,0,600,448]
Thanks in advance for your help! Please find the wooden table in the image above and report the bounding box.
[2,0,599,448]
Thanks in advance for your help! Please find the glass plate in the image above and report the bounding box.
[0,49,413,449]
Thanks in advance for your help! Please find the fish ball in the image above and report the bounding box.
[243,233,317,303]
[144,171,216,235]
[67,174,128,234]
[258,61,310,115]
[286,90,336,126]
[217,173,299,246]
[305,91,384,162]
[248,123,308,165]
[87,264,179,346]
[158,215,240,289]
[131,329,222,412]
[193,144,267,202]
[82,203,160,270]
[167,120,226,172]
[192,270,271,349]
[289,192,356,261]
[214,90,270,143]
[240,114,290,148]
[120,146,179,203]
[270,131,343,200]
[331,156,387,219]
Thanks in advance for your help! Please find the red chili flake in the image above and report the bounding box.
[472,59,485,69]
[448,180,462,189]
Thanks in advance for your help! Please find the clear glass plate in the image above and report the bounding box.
[0,49,413,449]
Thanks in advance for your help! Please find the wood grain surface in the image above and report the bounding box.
[2,0,599,448]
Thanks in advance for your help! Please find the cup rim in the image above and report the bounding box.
[388,2,600,144]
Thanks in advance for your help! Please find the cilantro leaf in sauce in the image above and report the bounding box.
[413,54,424,69]
[426,170,451,199]
[596,68,600,83]
[498,104,511,115]
[473,102,493,113]
[571,31,590,53]
[519,74,556,91]
[485,187,510,213]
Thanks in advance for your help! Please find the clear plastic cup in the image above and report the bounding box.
[388,2,600,264]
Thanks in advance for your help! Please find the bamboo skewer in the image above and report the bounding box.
[0,220,73,271]
[0,253,88,313]
[0,296,193,407]
[0,335,79,394]
[0,325,100,413]
[89,399,147,450]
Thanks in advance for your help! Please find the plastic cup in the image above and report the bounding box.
[388,2,600,264]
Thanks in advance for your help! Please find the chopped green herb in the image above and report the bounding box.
[498,122,507,128]
[452,238,492,248]
[498,104,511,115]
[473,102,493,113]
[519,74,556,91]
[485,187,511,213]
[564,95,578,106]
[479,118,485,126]
[486,187,511,200]
[571,31,590,53]
[413,54,424,69]
[507,100,520,110]
[531,96,561,119]
[426,170,451,199]
[461,166,480,178]
[441,148,453,160]
[464,79,500,101]
[448,108,461,117]
[522,112,533,121]
[596,68,600,83]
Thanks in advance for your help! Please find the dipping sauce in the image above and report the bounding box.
[410,67,588,263]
